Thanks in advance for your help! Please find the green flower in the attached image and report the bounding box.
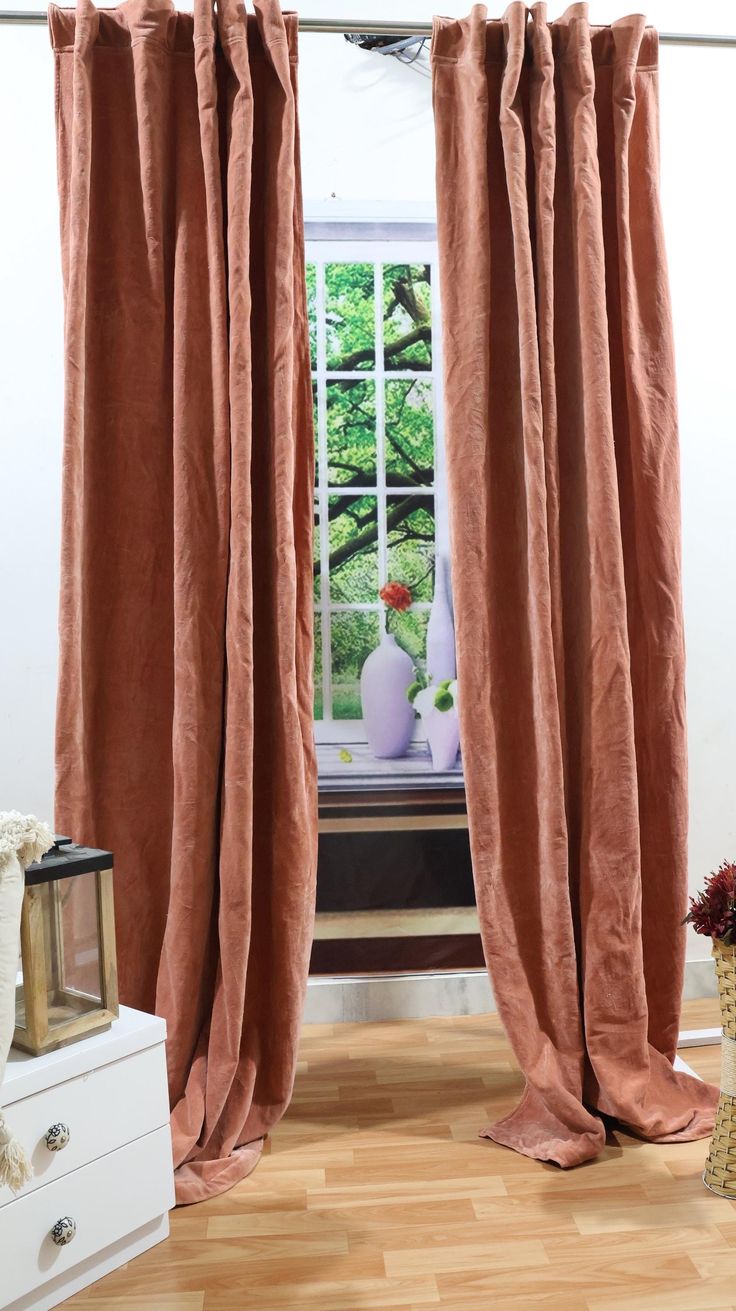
[434,688,454,712]
[406,667,428,704]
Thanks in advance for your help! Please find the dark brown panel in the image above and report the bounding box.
[316,829,475,913]
[309,934,485,975]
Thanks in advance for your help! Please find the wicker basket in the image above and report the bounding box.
[703,938,736,1197]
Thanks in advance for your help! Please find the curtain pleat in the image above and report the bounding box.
[432,2,718,1166]
[49,0,316,1203]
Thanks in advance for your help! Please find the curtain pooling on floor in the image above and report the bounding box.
[431,1,718,1166]
[50,0,317,1203]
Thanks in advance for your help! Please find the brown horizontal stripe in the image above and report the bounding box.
[309,934,485,976]
[318,786,467,812]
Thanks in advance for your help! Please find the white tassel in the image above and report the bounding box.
[0,812,55,877]
[0,1109,32,1193]
[0,812,53,1196]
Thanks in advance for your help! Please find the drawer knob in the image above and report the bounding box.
[51,1216,76,1246]
[45,1123,71,1152]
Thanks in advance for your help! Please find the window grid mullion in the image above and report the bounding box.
[322,484,429,498]
[429,252,447,560]
[326,602,431,613]
[324,369,425,382]
[375,261,387,634]
[315,259,333,724]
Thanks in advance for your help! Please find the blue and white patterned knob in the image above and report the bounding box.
[45,1123,70,1152]
[51,1216,76,1246]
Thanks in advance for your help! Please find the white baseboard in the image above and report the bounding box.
[304,968,494,1024]
[679,1027,721,1047]
[304,957,718,1026]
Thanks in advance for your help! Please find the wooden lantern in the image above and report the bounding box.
[13,838,118,1056]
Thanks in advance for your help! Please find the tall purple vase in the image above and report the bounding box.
[426,555,456,684]
[360,633,415,759]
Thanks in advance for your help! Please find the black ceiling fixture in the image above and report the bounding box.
[344,31,429,67]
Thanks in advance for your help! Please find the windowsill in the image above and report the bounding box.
[317,740,464,792]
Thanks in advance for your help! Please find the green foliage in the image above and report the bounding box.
[387,497,435,602]
[306,263,317,366]
[333,687,362,720]
[385,379,434,485]
[392,610,429,665]
[326,380,376,485]
[313,615,323,720]
[331,611,379,678]
[328,495,378,603]
[326,263,375,371]
[330,611,379,722]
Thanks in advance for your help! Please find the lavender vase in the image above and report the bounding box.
[425,706,460,772]
[360,633,415,759]
[426,556,456,684]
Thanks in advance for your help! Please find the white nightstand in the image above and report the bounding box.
[1,1007,174,1311]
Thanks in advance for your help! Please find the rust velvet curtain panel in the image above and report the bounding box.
[432,3,718,1166]
[49,0,317,1202]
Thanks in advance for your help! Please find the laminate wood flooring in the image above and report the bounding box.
[66,998,732,1311]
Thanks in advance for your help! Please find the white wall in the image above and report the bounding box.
[0,18,63,822]
[1,1,735,964]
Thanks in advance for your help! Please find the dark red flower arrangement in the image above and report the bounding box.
[684,861,736,944]
[380,582,412,613]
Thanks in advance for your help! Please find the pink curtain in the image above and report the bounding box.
[49,0,317,1203]
[432,2,718,1165]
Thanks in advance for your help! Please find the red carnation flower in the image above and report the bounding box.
[684,861,736,944]
[380,582,412,613]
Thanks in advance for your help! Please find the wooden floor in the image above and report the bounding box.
[66,998,734,1311]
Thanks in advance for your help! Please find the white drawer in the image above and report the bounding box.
[0,1043,170,1206]
[0,1125,174,1307]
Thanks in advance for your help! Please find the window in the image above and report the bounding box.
[307,229,448,759]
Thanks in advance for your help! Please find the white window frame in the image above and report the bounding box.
[306,222,449,746]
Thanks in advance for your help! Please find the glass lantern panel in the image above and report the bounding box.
[50,873,104,1030]
[14,944,28,1033]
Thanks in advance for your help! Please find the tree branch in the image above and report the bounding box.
[318,496,420,576]
[333,324,431,373]
[384,380,429,481]
[391,274,429,326]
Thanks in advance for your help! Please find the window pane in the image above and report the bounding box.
[326,380,376,486]
[392,609,429,667]
[386,494,435,602]
[331,611,379,721]
[312,380,319,473]
[328,494,378,603]
[384,379,434,487]
[306,262,317,368]
[314,614,323,720]
[326,263,375,372]
[383,264,432,371]
[313,502,321,602]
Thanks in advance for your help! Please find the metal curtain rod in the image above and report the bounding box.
[0,10,735,44]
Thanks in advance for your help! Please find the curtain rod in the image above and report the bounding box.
[0,11,735,44]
